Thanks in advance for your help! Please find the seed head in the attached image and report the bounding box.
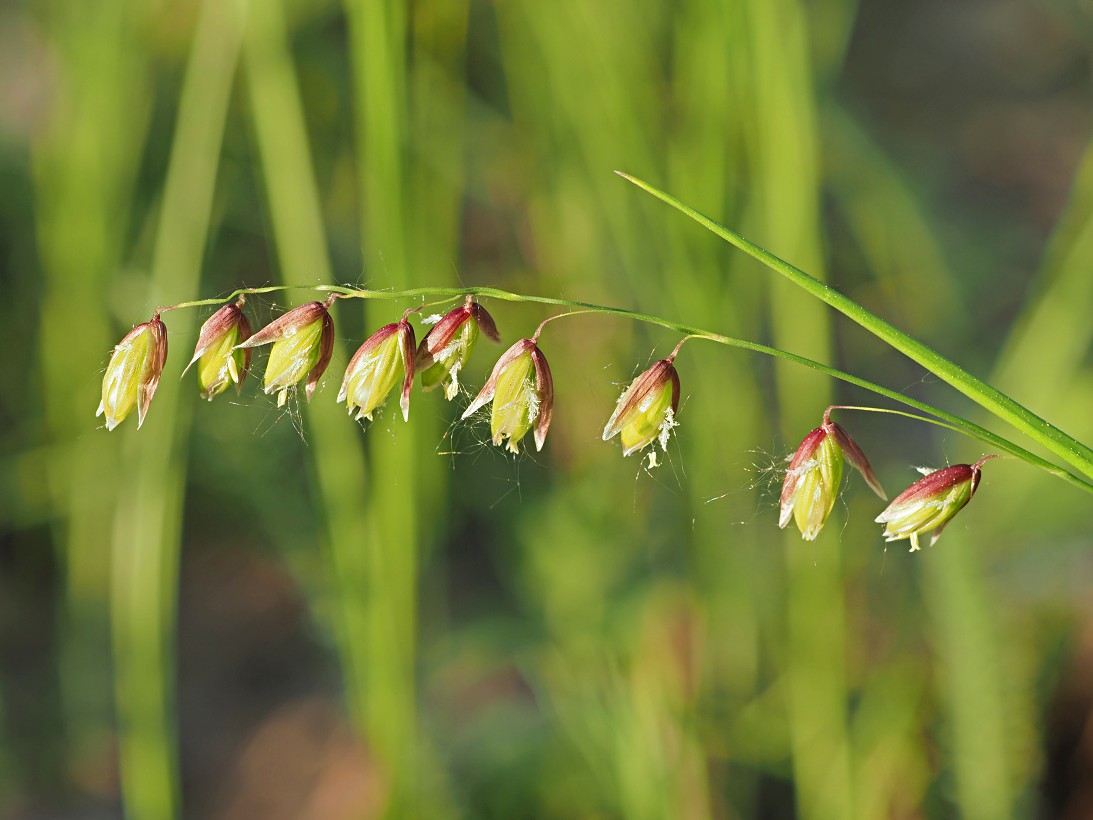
[875,456,996,551]
[461,338,553,454]
[97,313,169,431]
[338,313,417,422]
[182,298,251,400]
[237,299,335,407]
[602,358,680,456]
[779,421,886,540]
[415,296,500,400]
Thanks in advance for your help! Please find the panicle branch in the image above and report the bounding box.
[96,283,1092,552]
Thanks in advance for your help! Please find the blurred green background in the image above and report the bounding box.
[2,0,1093,817]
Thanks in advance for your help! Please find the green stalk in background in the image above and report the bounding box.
[822,98,1019,817]
[404,0,470,569]
[237,0,377,791]
[738,0,852,814]
[923,533,1013,820]
[241,6,459,817]
[461,8,874,811]
[110,0,243,817]
[665,6,766,810]
[247,0,460,813]
[994,138,1093,424]
[32,0,155,791]
[990,137,1093,516]
[619,173,1093,482]
[343,1,422,815]
[823,104,962,332]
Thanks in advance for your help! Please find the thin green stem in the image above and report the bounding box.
[667,334,704,361]
[153,282,1093,494]
[160,284,320,312]
[675,338,1091,494]
[532,309,601,341]
[825,405,997,442]
[616,170,1093,483]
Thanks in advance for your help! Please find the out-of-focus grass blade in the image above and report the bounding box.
[239,0,374,791]
[32,0,155,790]
[737,0,853,815]
[343,0,425,814]
[922,533,1014,820]
[109,0,243,816]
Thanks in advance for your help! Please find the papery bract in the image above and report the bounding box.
[602,358,680,457]
[779,420,886,540]
[183,298,251,400]
[461,338,553,453]
[237,299,335,407]
[875,456,995,551]
[97,314,169,431]
[338,313,416,422]
[416,296,500,400]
